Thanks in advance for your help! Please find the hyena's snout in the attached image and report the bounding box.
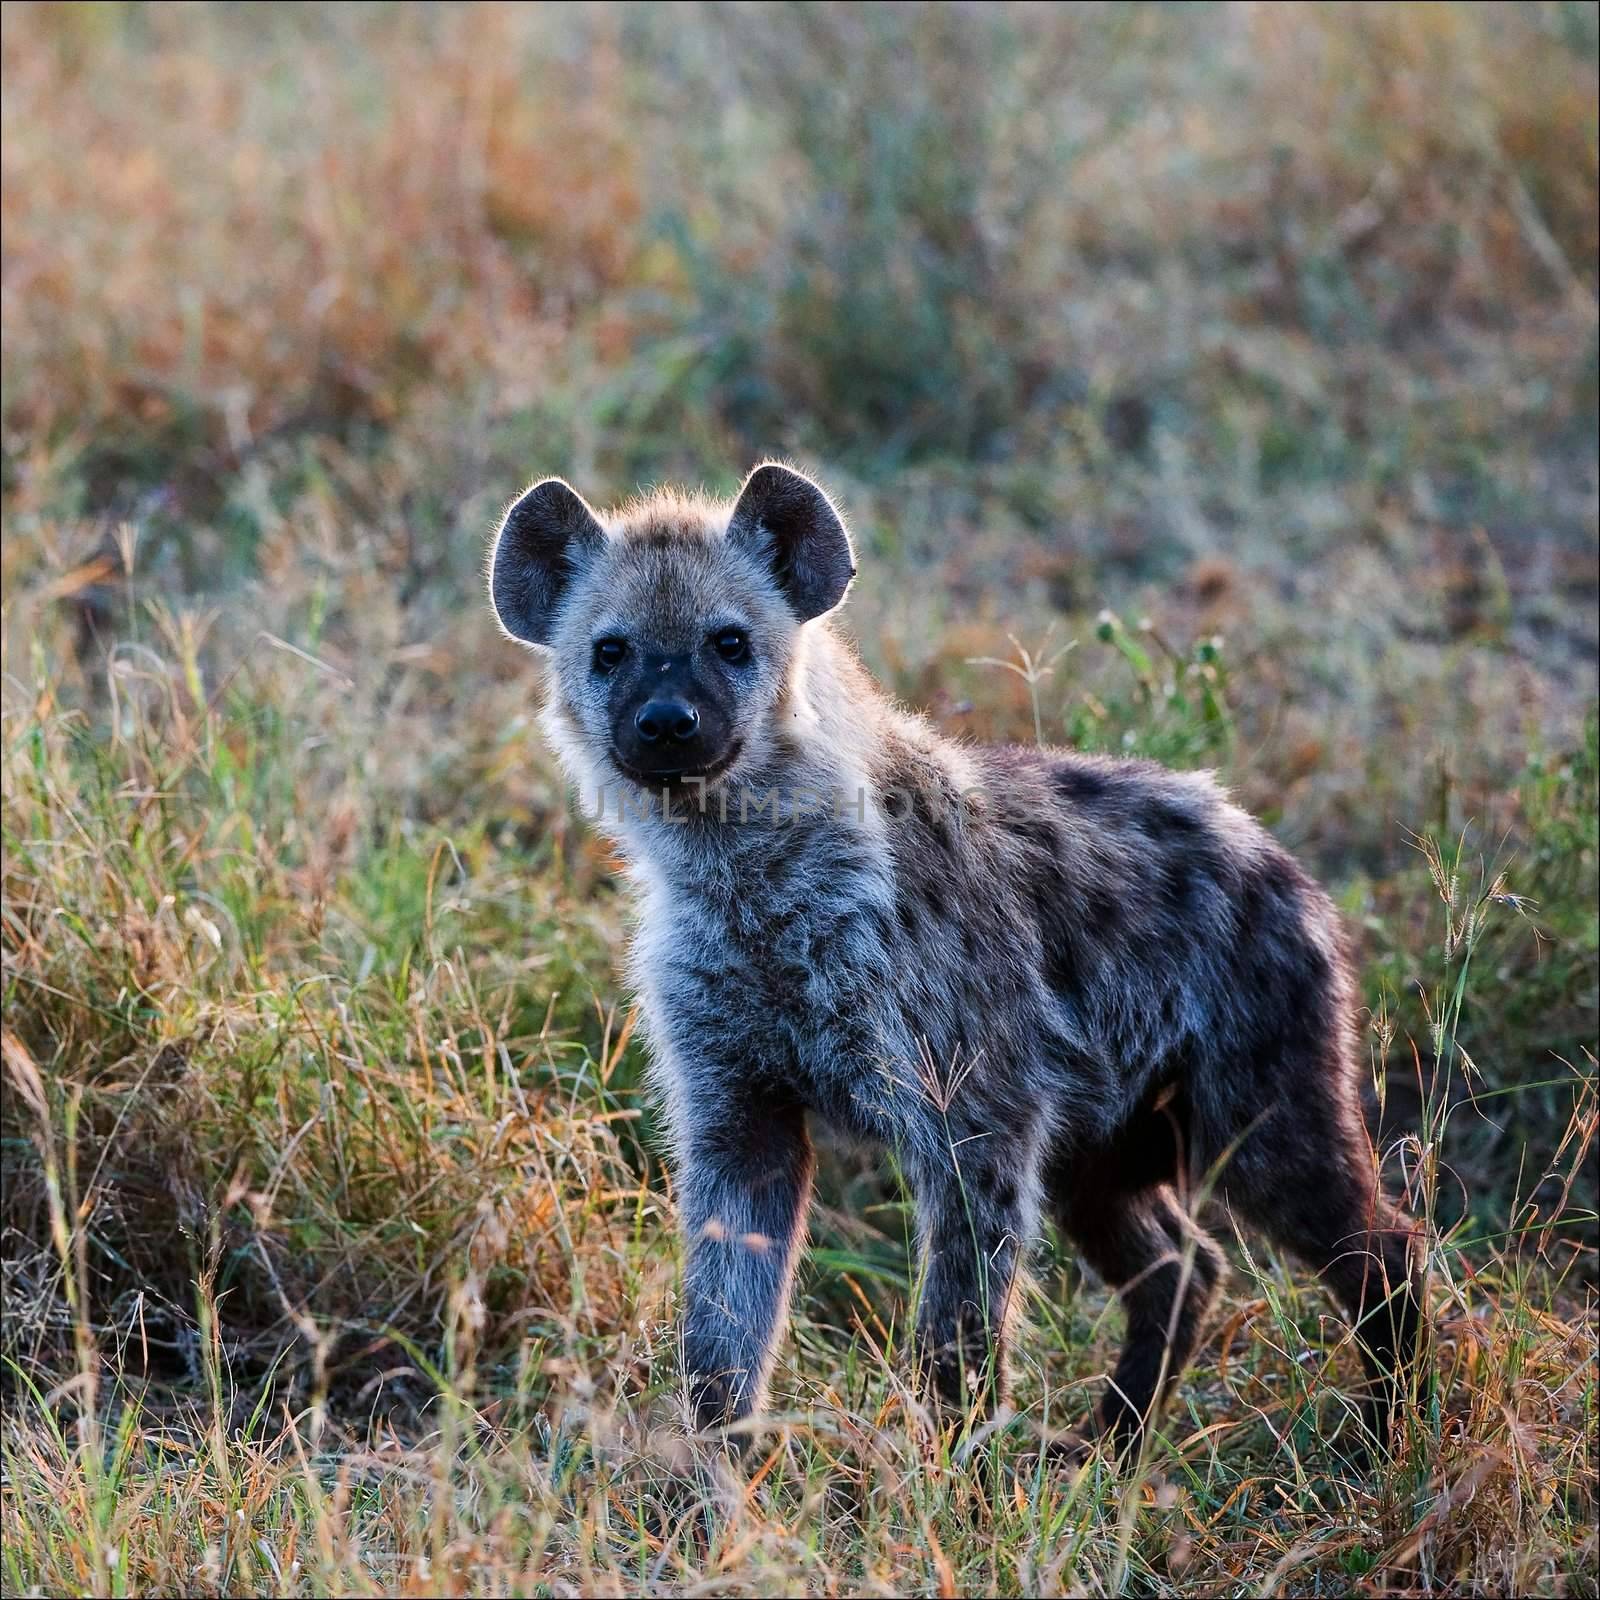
[611,655,739,784]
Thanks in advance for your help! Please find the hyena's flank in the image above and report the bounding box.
[488,462,1425,1458]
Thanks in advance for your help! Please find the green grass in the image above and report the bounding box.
[2,2,1597,1594]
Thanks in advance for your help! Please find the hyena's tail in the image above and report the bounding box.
[1220,1099,1426,1454]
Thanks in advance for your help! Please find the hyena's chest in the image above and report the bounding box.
[629,833,910,1108]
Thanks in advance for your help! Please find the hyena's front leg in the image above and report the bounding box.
[910,1142,1039,1417]
[677,1095,814,1436]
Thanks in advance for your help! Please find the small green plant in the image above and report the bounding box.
[1063,611,1233,768]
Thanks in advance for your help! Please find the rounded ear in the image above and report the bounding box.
[488,478,607,648]
[726,462,856,621]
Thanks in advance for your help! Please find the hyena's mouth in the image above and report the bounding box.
[613,739,744,791]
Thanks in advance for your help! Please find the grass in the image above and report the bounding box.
[2,2,1597,1594]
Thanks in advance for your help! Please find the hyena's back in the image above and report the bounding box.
[879,735,1364,1173]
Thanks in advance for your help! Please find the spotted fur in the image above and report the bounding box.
[488,462,1425,1456]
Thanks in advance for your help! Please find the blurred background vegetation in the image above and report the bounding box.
[0,4,1596,1593]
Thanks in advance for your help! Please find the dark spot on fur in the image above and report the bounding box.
[1146,801,1201,839]
[1043,933,1083,999]
[1257,852,1299,901]
[912,785,959,851]
[1053,765,1111,804]
[1004,812,1057,851]
[632,529,683,552]
[1160,859,1196,914]
[1085,885,1121,930]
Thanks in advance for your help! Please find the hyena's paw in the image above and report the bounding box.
[1020,1413,1134,1475]
[682,1372,756,1463]
[911,1335,1007,1428]
[1042,1428,1095,1471]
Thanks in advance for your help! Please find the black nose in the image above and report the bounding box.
[634,699,700,744]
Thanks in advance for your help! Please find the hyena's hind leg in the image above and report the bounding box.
[1221,1101,1425,1454]
[1049,1121,1226,1453]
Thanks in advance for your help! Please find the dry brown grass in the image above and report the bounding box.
[1,4,641,461]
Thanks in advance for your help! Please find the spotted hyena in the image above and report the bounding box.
[488,461,1424,1459]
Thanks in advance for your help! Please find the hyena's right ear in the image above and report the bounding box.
[488,478,607,649]
[726,462,856,621]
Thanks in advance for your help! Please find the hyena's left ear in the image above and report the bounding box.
[488,477,607,649]
[726,463,856,621]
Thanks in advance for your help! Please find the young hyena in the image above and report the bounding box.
[487,462,1424,1458]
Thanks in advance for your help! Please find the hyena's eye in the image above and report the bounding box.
[592,637,627,673]
[713,628,750,665]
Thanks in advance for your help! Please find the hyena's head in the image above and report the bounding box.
[488,462,855,794]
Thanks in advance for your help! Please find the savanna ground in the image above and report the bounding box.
[1,3,1597,1595]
